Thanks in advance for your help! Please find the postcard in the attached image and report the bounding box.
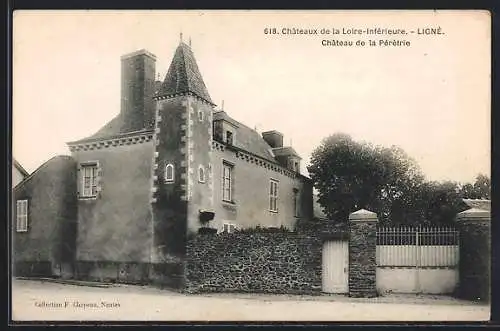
[11,10,490,322]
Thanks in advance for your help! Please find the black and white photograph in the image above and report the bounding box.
[11,10,491,322]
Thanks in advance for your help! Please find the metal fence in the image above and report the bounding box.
[376,226,459,268]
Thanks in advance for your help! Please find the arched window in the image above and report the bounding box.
[165,163,174,182]
[198,165,206,183]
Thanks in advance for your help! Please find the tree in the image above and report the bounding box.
[307,133,425,224]
[458,173,491,199]
[472,173,491,199]
[421,181,466,225]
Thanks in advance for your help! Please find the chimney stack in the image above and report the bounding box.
[262,130,284,148]
[120,49,157,133]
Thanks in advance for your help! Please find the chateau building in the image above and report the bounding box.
[13,38,313,284]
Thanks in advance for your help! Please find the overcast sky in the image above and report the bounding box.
[13,10,490,183]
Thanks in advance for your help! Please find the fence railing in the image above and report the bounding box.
[376,226,459,268]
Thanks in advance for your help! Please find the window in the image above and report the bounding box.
[165,163,174,182]
[16,200,28,232]
[222,162,233,202]
[226,131,233,145]
[81,163,98,197]
[223,223,236,233]
[293,189,300,217]
[198,110,204,122]
[198,165,206,183]
[269,179,279,212]
[294,161,299,172]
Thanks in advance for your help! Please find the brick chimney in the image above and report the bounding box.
[120,49,157,133]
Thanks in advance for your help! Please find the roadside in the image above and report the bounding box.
[11,278,489,321]
[13,277,486,306]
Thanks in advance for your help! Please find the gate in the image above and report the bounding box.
[376,226,459,294]
[322,240,349,293]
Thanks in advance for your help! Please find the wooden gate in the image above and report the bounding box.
[376,226,459,294]
[322,240,349,293]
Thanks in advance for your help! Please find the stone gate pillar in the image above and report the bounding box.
[456,208,491,302]
[348,209,378,298]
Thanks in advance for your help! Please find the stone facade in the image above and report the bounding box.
[456,208,490,302]
[348,209,378,298]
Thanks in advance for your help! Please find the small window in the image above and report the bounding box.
[165,163,174,182]
[226,131,233,145]
[269,179,279,212]
[222,162,234,202]
[294,161,299,172]
[198,110,204,122]
[81,163,98,197]
[198,165,206,183]
[16,200,28,232]
[223,223,236,233]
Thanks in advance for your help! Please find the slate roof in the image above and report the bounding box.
[157,42,214,105]
[462,199,491,211]
[213,110,277,163]
[272,146,301,159]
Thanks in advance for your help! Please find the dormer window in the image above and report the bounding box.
[165,163,174,183]
[226,131,233,145]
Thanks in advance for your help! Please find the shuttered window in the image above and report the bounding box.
[16,200,28,232]
[269,179,279,212]
[222,162,233,202]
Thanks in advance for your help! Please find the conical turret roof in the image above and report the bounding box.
[157,41,214,105]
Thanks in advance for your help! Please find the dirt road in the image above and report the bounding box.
[11,279,489,322]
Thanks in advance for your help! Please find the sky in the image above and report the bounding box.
[13,10,490,184]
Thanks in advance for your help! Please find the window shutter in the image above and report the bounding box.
[24,200,29,231]
[16,200,20,230]
[231,167,235,202]
[95,163,103,195]
[76,166,81,198]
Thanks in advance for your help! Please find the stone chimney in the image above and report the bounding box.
[120,49,157,133]
[262,130,284,148]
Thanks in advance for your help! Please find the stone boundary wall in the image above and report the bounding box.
[185,230,325,294]
[456,208,490,302]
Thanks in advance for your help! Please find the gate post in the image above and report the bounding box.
[348,209,378,297]
[456,207,491,302]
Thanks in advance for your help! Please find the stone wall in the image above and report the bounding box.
[456,208,490,302]
[348,210,378,298]
[185,229,324,294]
